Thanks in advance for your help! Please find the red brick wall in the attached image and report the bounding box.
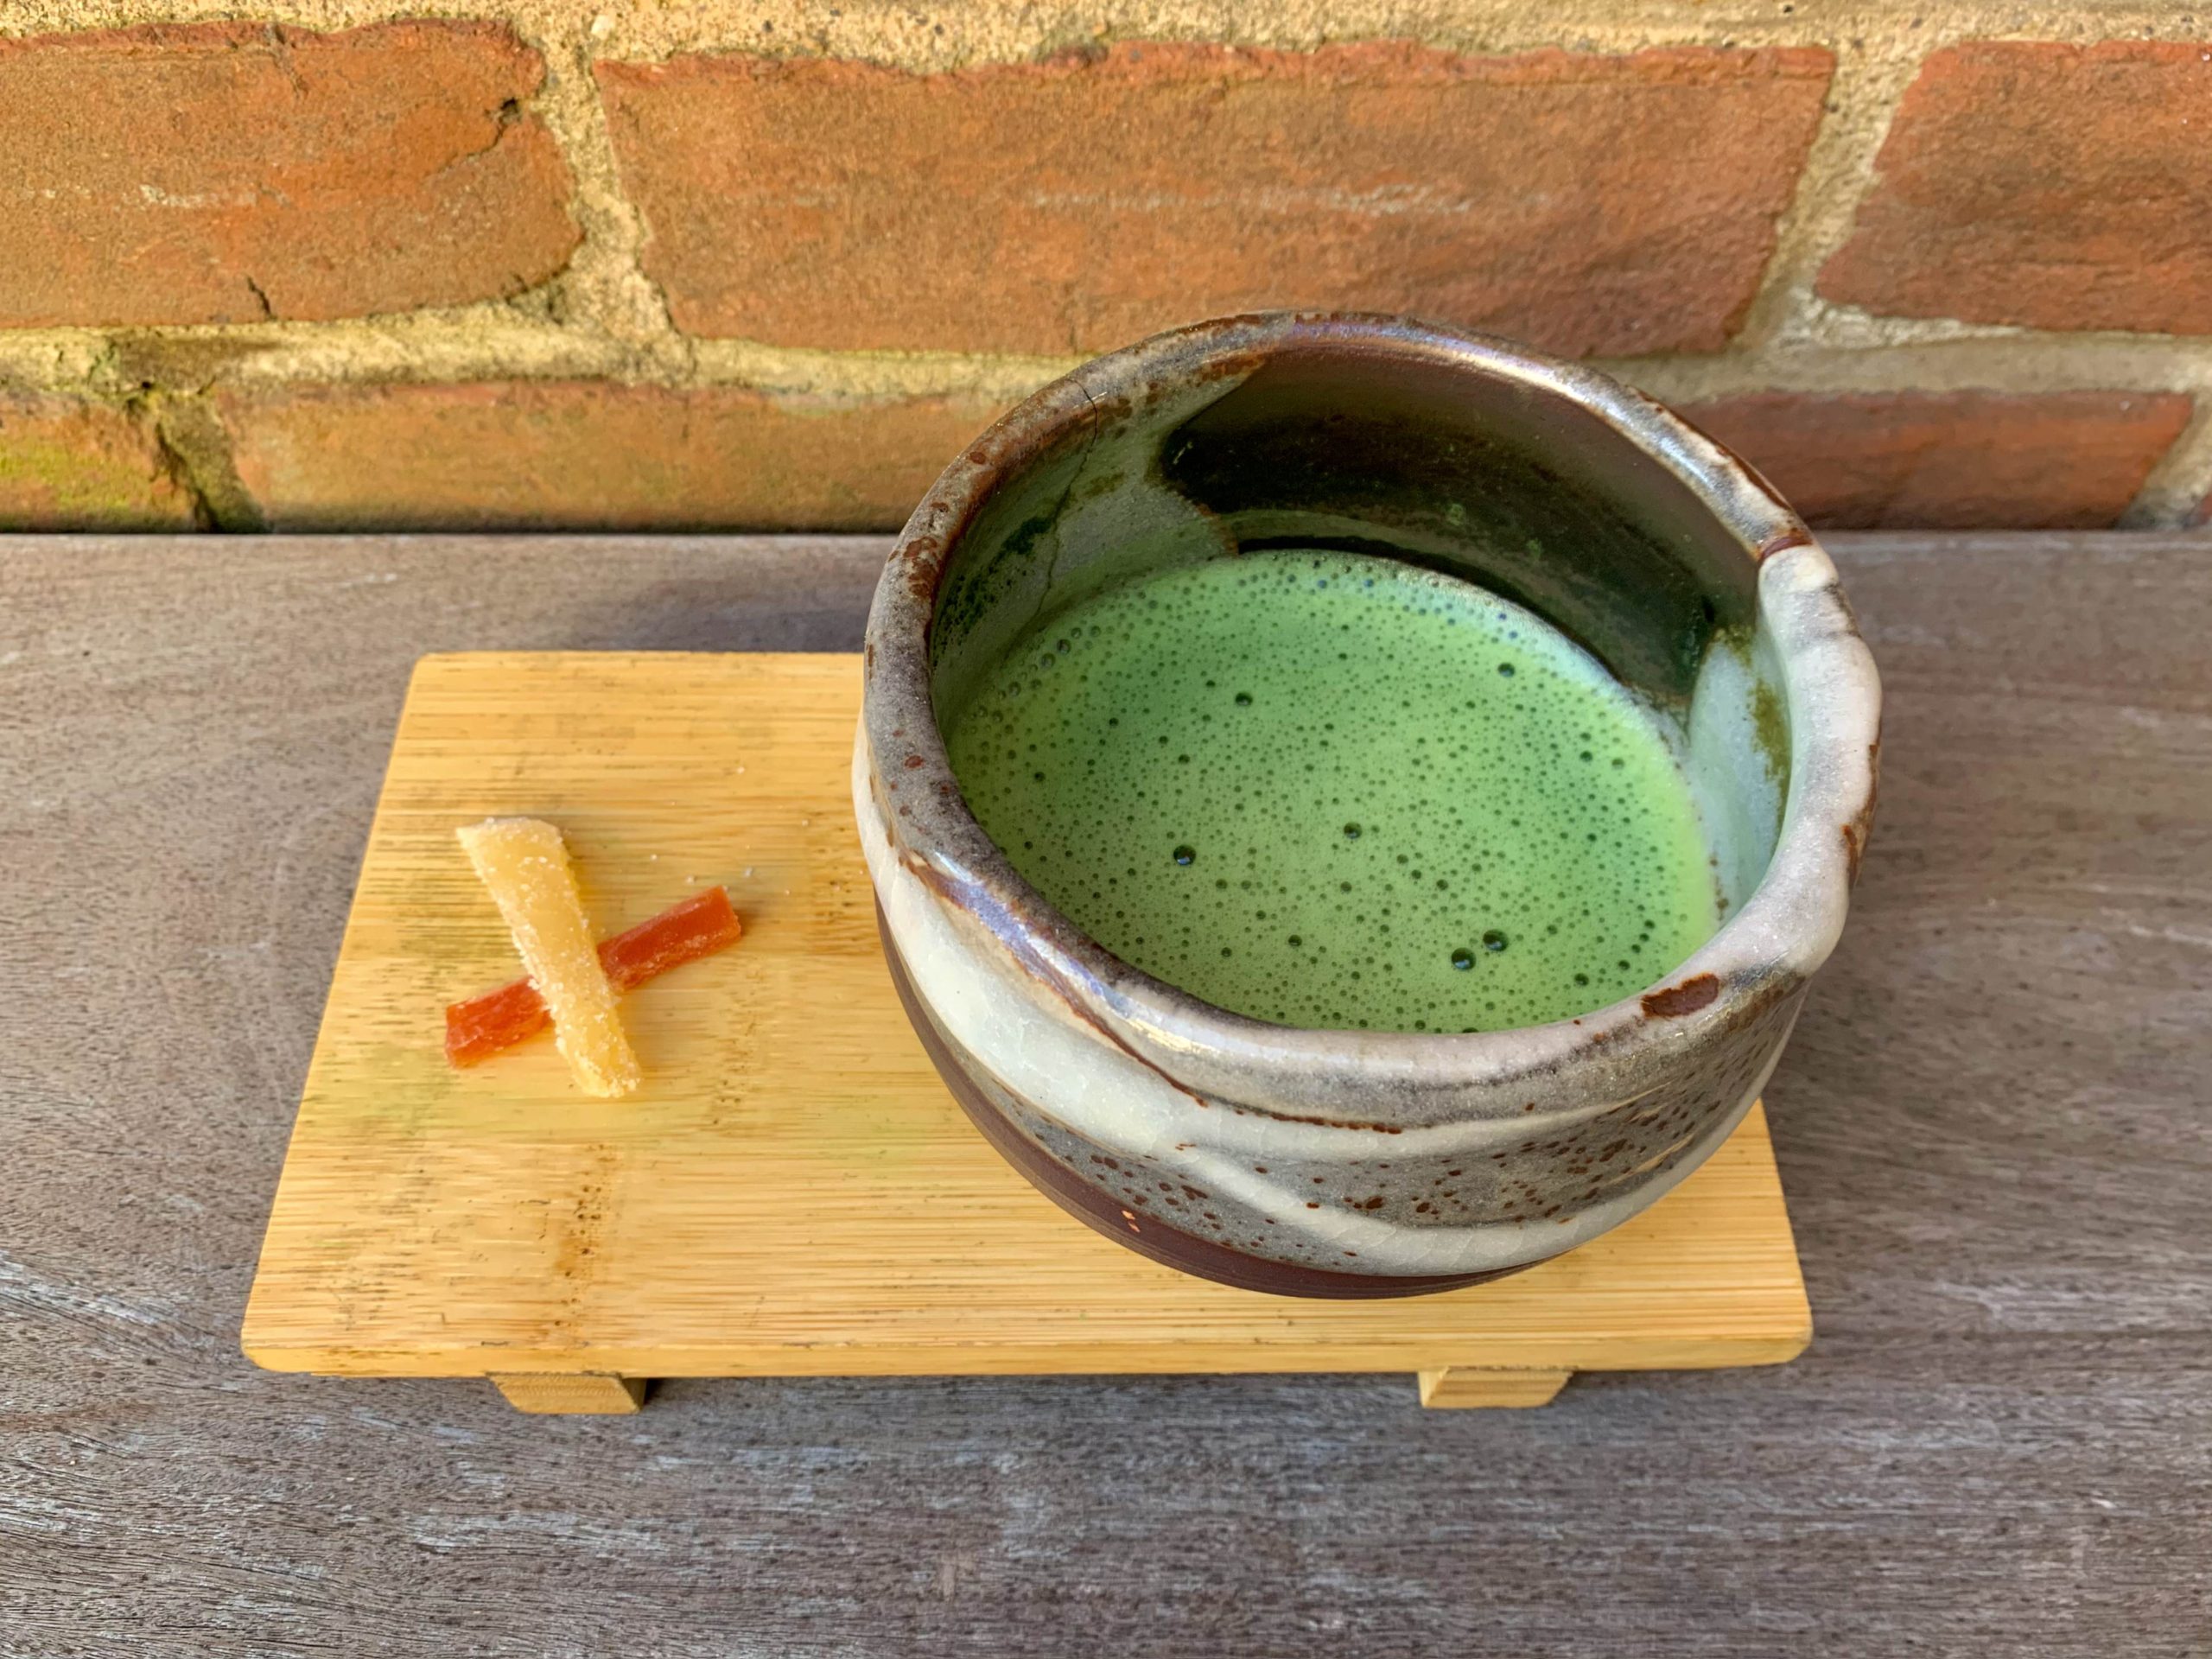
[2,10,2209,533]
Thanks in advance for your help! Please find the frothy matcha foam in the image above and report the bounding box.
[944,550,1720,1032]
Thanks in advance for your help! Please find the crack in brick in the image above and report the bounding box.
[433,99,529,182]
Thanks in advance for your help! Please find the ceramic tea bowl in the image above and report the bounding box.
[854,312,1878,1297]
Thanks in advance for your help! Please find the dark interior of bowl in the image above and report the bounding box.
[927,340,1793,918]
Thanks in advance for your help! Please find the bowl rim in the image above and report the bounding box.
[860,310,1881,1116]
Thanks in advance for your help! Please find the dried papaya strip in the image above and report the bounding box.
[446,885,742,1069]
[597,886,743,990]
[443,978,551,1070]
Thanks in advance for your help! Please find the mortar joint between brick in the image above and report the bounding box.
[134,391,265,531]
[507,11,697,380]
[1733,42,1924,353]
[2122,403,2212,528]
[7,3,2212,65]
[118,390,213,530]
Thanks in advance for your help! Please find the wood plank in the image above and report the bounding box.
[241,650,1809,1385]
[10,532,2209,1655]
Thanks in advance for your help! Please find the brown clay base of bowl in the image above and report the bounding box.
[878,905,1544,1300]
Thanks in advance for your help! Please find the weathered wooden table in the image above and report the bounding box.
[3,532,2207,1656]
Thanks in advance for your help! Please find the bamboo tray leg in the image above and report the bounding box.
[1417,1367,1573,1408]
[488,1368,1572,1414]
[493,1368,1579,1414]
[490,1373,650,1414]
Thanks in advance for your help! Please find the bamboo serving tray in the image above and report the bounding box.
[241,652,1811,1414]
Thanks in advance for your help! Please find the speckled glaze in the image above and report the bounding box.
[855,313,1879,1297]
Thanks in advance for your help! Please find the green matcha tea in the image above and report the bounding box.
[943,550,1719,1032]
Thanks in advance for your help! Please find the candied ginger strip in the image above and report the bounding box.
[446,887,742,1067]
[455,817,640,1097]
